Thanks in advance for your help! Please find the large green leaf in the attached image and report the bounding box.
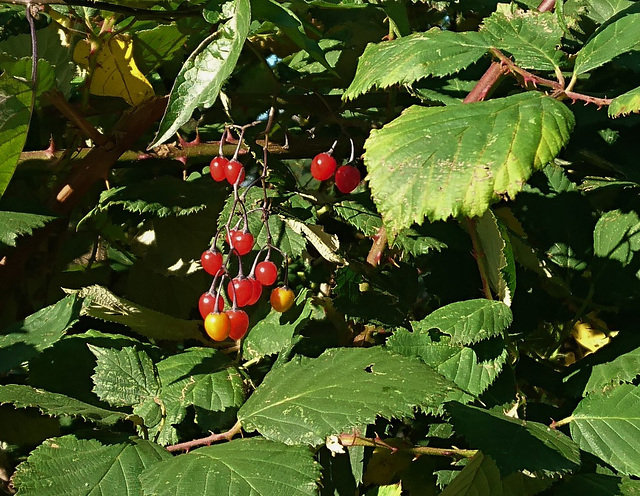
[481,5,564,71]
[0,294,81,374]
[89,345,161,407]
[583,0,637,24]
[568,384,640,476]
[387,330,507,398]
[0,209,57,251]
[412,299,512,345]
[439,452,502,496]
[343,29,487,101]
[140,438,320,495]
[593,210,640,264]
[609,86,640,117]
[13,435,170,496]
[151,0,250,146]
[583,345,640,394]
[238,347,461,445]
[364,92,575,229]
[0,74,32,198]
[0,385,128,426]
[446,402,581,476]
[573,6,640,75]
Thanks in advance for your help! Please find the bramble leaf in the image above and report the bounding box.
[439,452,502,496]
[364,92,574,229]
[593,210,640,265]
[0,209,57,251]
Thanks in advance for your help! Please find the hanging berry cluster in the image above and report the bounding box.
[310,139,362,194]
[199,120,294,342]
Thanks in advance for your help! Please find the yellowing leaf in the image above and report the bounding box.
[74,35,154,106]
[571,313,615,355]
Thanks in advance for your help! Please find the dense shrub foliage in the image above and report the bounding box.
[1,0,640,494]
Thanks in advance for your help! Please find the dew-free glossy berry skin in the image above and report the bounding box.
[255,261,278,286]
[334,165,361,193]
[204,312,231,341]
[227,230,254,255]
[199,292,224,319]
[246,278,263,305]
[210,156,229,182]
[270,286,295,312]
[310,153,338,181]
[225,159,245,184]
[201,250,223,276]
[227,278,253,307]
[227,309,250,340]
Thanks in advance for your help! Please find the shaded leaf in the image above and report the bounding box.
[13,435,170,496]
[0,209,57,251]
[238,347,461,445]
[552,474,640,496]
[364,93,574,229]
[593,210,640,265]
[140,438,320,495]
[439,452,502,496]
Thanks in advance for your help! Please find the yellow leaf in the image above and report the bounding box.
[73,35,154,106]
[571,313,614,355]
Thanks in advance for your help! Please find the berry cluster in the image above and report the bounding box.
[198,124,295,342]
[310,150,361,194]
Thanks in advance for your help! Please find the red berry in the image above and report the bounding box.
[270,286,295,312]
[227,277,253,307]
[335,165,361,193]
[198,292,224,319]
[227,309,250,340]
[311,153,338,181]
[255,261,278,286]
[201,250,223,276]
[227,230,254,255]
[225,159,245,184]
[210,156,229,182]
[246,278,263,305]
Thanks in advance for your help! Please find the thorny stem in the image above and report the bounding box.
[165,421,243,453]
[336,434,478,460]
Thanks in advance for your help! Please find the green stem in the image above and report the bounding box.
[337,434,478,460]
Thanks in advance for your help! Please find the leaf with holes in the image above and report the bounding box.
[140,438,320,496]
[12,435,170,496]
[568,384,640,476]
[364,92,574,229]
[238,347,461,445]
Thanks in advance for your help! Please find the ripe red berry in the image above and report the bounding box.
[227,230,254,255]
[255,261,278,286]
[225,159,245,185]
[311,153,338,181]
[210,156,229,182]
[201,250,223,276]
[227,277,253,307]
[246,278,263,305]
[335,165,361,193]
[198,292,224,319]
[227,309,250,340]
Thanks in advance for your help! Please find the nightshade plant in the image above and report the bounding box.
[1,0,640,494]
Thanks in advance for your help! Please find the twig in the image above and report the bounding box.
[45,90,109,146]
[166,420,242,453]
[466,217,493,300]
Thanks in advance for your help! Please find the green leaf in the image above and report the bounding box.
[238,347,461,445]
[583,0,637,24]
[439,452,502,496]
[0,209,57,251]
[89,345,161,407]
[76,285,206,342]
[364,93,575,229]
[134,23,188,73]
[583,345,640,393]
[252,0,334,73]
[333,195,382,237]
[343,29,488,101]
[481,5,564,71]
[573,6,640,75]
[243,289,313,359]
[568,384,640,476]
[0,294,81,374]
[387,330,507,398]
[609,86,640,117]
[412,299,512,345]
[552,474,640,496]
[13,435,170,496]
[151,0,250,146]
[0,384,128,426]
[501,471,554,496]
[0,74,32,198]
[593,210,640,265]
[474,209,516,306]
[139,438,320,495]
[446,402,581,476]
[367,483,402,496]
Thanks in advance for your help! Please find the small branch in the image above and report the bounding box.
[463,62,508,104]
[45,90,109,146]
[466,217,493,300]
[366,225,387,267]
[537,0,556,12]
[337,433,478,460]
[166,420,242,453]
[550,416,572,429]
